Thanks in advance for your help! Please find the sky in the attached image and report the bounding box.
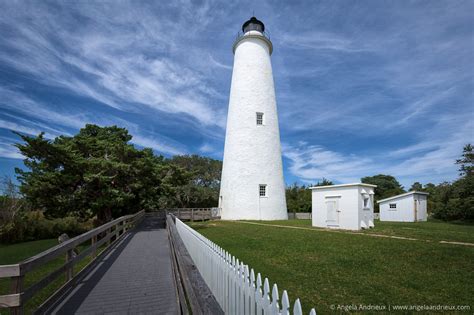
[0,0,473,189]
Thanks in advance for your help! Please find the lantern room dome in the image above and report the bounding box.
[242,16,265,33]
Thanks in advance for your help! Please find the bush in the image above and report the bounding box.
[432,197,474,222]
[0,211,93,244]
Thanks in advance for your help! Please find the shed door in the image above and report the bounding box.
[414,199,418,221]
[326,200,339,226]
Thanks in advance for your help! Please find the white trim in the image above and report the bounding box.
[233,33,273,55]
[309,183,377,190]
[377,191,429,203]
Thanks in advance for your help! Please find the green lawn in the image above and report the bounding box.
[0,239,59,264]
[0,239,100,314]
[245,219,474,243]
[189,220,474,314]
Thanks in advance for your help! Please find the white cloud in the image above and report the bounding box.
[284,116,473,187]
[0,86,186,156]
[199,143,214,153]
[279,31,371,52]
[283,142,374,183]
[0,137,23,159]
[208,54,233,71]
[0,2,225,127]
[0,118,59,139]
[131,135,185,156]
[0,0,472,187]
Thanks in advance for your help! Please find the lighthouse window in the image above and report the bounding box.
[256,112,264,125]
[259,184,267,197]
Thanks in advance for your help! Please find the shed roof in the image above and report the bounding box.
[309,183,377,190]
[377,191,429,203]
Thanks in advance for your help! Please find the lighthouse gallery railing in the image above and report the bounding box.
[175,217,317,315]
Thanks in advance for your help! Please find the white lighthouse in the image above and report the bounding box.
[219,17,288,220]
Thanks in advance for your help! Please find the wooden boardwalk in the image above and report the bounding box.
[47,216,179,314]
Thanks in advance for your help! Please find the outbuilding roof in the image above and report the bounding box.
[309,183,377,190]
[377,191,429,203]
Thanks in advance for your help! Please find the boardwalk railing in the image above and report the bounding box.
[0,210,145,314]
[175,217,317,315]
[165,208,221,221]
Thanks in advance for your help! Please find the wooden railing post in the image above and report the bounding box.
[66,249,74,281]
[91,235,97,258]
[107,228,111,246]
[10,275,23,315]
[191,209,194,222]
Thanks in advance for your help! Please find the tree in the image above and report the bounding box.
[167,155,222,208]
[15,125,187,225]
[285,179,333,214]
[361,174,404,200]
[431,144,474,221]
[361,174,404,212]
[409,182,423,191]
[0,176,24,225]
[286,183,312,213]
[456,144,474,177]
[314,178,333,186]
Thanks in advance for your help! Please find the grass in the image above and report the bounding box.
[246,219,474,243]
[0,239,103,314]
[0,239,59,265]
[189,219,474,314]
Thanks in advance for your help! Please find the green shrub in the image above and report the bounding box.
[432,197,474,222]
[0,211,92,244]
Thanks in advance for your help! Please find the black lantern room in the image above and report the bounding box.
[242,17,265,33]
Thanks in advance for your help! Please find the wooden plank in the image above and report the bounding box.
[0,265,20,278]
[167,217,202,314]
[34,229,133,315]
[0,212,145,311]
[22,229,116,303]
[65,250,74,281]
[22,261,71,303]
[91,235,97,258]
[161,208,217,221]
[9,275,23,314]
[167,223,190,315]
[19,211,144,274]
[167,215,223,315]
[0,293,20,308]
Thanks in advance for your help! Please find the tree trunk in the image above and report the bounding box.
[96,208,113,226]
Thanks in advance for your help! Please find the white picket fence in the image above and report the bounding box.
[175,218,317,315]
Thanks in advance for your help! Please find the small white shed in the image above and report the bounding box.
[310,183,377,230]
[378,191,429,222]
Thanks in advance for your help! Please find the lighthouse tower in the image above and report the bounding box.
[219,17,288,220]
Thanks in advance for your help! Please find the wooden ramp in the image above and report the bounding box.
[47,216,178,314]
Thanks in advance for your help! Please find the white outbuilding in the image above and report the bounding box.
[378,191,429,222]
[310,183,377,230]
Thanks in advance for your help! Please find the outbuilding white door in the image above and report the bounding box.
[326,200,339,226]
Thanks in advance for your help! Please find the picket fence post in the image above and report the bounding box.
[174,217,316,315]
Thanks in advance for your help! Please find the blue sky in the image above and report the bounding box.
[0,0,473,189]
